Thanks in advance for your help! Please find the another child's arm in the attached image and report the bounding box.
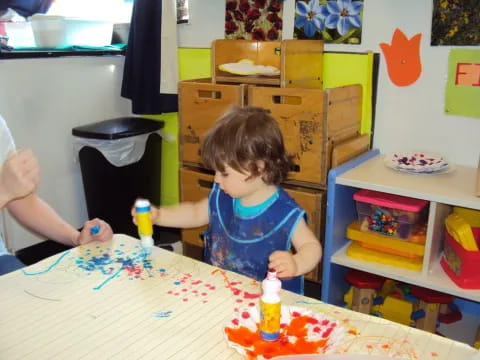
[268,218,322,279]
[133,198,209,229]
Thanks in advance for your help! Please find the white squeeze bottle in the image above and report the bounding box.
[260,269,282,341]
[135,198,154,254]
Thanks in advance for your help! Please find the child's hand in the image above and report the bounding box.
[130,201,160,226]
[76,219,113,245]
[268,250,298,278]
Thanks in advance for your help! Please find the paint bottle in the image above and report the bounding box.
[135,198,154,253]
[260,269,282,341]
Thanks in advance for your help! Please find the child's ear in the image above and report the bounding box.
[256,160,266,173]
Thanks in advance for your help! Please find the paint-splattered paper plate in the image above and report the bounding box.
[223,306,345,360]
[384,152,451,174]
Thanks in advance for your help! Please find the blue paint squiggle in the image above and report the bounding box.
[22,251,71,276]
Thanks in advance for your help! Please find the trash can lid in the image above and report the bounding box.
[72,117,164,140]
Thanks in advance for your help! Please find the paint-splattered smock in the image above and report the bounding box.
[204,183,305,294]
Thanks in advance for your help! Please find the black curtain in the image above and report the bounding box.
[1,0,53,17]
[121,0,178,114]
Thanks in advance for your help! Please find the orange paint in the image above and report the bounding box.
[379,28,422,86]
[226,314,330,359]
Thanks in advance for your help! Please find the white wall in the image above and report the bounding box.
[0,56,132,251]
[178,0,480,168]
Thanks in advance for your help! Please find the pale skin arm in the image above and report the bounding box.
[1,149,112,247]
[7,193,113,246]
[132,197,209,229]
[268,218,322,278]
[0,149,39,208]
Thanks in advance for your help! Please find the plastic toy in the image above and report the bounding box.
[445,213,478,251]
[344,269,384,314]
[441,212,480,289]
[344,270,461,332]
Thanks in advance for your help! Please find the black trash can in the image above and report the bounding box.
[72,117,167,244]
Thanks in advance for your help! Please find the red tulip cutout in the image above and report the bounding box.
[380,29,422,87]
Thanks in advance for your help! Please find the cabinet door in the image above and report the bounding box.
[180,167,213,248]
[283,185,324,283]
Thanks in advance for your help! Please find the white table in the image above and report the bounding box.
[0,234,478,359]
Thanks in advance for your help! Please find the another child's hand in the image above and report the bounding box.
[268,250,298,278]
[76,218,113,245]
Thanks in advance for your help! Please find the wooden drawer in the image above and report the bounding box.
[179,80,246,166]
[179,167,324,282]
[248,84,364,188]
[212,39,324,88]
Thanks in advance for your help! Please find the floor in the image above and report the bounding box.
[15,230,322,301]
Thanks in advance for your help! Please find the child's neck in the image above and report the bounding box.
[239,184,277,207]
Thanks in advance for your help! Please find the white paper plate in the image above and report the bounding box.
[384,152,450,174]
[224,305,346,360]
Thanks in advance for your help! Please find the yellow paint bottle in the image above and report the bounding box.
[260,269,281,341]
[135,198,154,253]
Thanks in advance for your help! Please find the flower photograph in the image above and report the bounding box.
[294,0,364,44]
[224,0,284,41]
[431,0,480,46]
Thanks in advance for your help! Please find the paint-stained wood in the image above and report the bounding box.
[249,84,364,188]
[179,80,246,165]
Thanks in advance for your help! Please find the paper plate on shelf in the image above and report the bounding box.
[223,305,346,360]
[218,59,280,76]
[384,152,451,174]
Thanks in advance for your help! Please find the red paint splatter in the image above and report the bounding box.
[241,311,250,319]
[225,314,329,358]
[244,291,261,299]
[212,269,261,300]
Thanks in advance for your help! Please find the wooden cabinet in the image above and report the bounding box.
[322,149,480,344]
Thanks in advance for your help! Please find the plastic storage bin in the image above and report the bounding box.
[72,117,169,244]
[441,227,480,289]
[31,14,113,48]
[353,189,428,240]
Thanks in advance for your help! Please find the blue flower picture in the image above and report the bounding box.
[294,0,364,44]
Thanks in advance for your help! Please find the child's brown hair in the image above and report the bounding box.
[201,106,293,185]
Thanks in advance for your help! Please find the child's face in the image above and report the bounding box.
[213,164,264,199]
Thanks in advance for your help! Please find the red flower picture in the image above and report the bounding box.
[225,0,284,41]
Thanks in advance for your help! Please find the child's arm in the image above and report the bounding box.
[149,198,209,229]
[268,218,322,278]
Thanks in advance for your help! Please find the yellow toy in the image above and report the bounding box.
[445,213,478,251]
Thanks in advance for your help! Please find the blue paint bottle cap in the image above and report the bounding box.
[90,225,100,235]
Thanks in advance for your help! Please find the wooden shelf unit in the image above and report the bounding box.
[321,149,480,343]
